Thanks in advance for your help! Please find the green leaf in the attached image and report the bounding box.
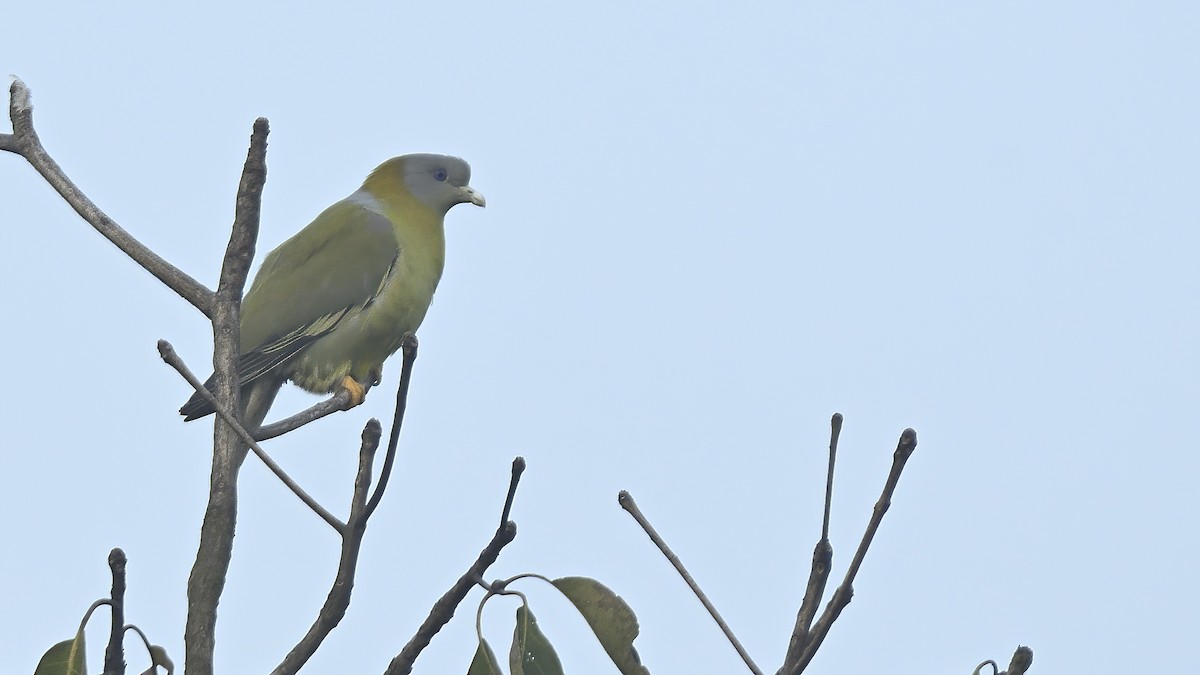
[510,606,563,675]
[33,633,87,675]
[467,638,503,675]
[552,577,650,675]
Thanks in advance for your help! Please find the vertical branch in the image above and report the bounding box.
[619,491,763,675]
[102,548,128,675]
[363,334,419,520]
[781,413,842,668]
[184,118,269,675]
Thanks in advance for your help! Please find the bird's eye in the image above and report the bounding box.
[433,168,448,182]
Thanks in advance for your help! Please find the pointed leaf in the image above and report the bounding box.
[552,577,650,675]
[467,638,503,675]
[33,633,87,675]
[509,606,563,675]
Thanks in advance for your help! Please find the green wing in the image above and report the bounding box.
[179,199,398,420]
[238,199,400,381]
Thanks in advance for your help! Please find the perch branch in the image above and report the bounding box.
[619,490,763,675]
[363,334,419,520]
[2,78,215,316]
[252,387,366,441]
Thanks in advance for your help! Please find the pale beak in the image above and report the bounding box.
[461,186,486,207]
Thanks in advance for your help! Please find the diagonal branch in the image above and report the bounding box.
[382,460,526,675]
[159,339,344,532]
[619,490,763,675]
[2,78,215,316]
[252,387,366,441]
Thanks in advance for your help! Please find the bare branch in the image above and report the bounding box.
[270,421,384,675]
[781,413,843,668]
[783,428,919,675]
[185,118,269,675]
[619,490,763,675]
[820,413,842,541]
[159,340,345,532]
[363,334,419,520]
[102,548,127,675]
[500,457,526,526]
[2,78,215,316]
[382,459,526,675]
[252,388,364,441]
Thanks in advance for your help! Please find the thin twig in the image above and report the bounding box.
[784,428,918,675]
[780,413,843,669]
[159,340,344,532]
[185,118,269,675]
[363,334,419,521]
[2,78,215,315]
[501,457,526,526]
[270,421,383,675]
[821,413,842,541]
[102,548,127,675]
[618,490,763,675]
[252,388,363,441]
[383,521,519,675]
[384,461,526,675]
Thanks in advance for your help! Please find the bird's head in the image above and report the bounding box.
[364,153,485,213]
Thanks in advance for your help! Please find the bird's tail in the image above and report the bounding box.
[179,375,219,421]
[179,377,282,430]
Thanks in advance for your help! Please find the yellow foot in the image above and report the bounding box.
[341,376,366,407]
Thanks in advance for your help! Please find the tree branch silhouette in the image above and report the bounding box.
[382,459,525,675]
[184,116,268,675]
[1,78,215,316]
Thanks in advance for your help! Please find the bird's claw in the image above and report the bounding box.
[341,376,367,407]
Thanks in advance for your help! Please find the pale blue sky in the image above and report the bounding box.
[3,2,1197,673]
